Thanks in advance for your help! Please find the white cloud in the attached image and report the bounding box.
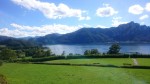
[0,28,28,37]
[3,23,105,37]
[112,17,128,27]
[11,0,90,20]
[139,15,149,20]
[1,23,83,37]
[96,4,118,17]
[11,23,39,31]
[128,5,144,15]
[145,3,150,11]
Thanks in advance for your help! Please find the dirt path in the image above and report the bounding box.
[132,58,138,65]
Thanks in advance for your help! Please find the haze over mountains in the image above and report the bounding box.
[0,21,150,46]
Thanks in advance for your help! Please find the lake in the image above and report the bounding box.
[45,43,150,55]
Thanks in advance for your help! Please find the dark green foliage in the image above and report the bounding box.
[68,53,73,56]
[0,38,39,49]
[84,50,91,55]
[24,47,53,58]
[84,49,100,55]
[0,36,53,59]
[33,48,45,58]
[121,66,150,69]
[15,56,65,62]
[45,49,52,56]
[0,48,17,61]
[0,60,3,66]
[16,50,26,58]
[91,49,99,55]
[14,54,150,63]
[0,45,53,61]
[107,44,121,54]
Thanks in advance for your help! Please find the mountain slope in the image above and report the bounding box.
[34,33,62,44]
[0,36,13,42]
[31,21,150,44]
[0,36,39,49]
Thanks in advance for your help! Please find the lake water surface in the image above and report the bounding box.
[45,43,150,55]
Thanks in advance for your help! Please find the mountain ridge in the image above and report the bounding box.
[33,21,150,44]
[1,21,150,45]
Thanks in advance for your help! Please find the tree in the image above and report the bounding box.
[32,48,44,58]
[68,53,73,56]
[91,49,99,55]
[16,50,25,58]
[0,48,17,61]
[84,49,100,55]
[61,51,65,56]
[45,49,52,56]
[84,50,91,55]
[107,43,121,54]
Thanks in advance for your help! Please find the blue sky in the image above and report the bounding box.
[0,0,150,37]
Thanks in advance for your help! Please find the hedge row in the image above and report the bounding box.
[66,54,150,59]
[15,56,65,62]
[14,54,150,62]
[32,62,150,69]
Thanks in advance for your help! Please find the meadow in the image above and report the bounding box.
[46,58,150,66]
[0,58,150,84]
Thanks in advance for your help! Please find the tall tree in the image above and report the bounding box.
[107,43,121,54]
[61,51,66,56]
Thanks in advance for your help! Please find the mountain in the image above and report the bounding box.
[112,22,150,41]
[33,21,150,44]
[0,36,39,49]
[0,36,13,42]
[1,21,150,45]
[33,33,62,44]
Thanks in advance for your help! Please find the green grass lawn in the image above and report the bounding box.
[0,61,150,84]
[136,59,150,66]
[47,58,133,66]
[46,58,150,66]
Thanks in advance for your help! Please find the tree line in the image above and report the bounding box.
[0,47,53,62]
[84,43,121,55]
[0,43,120,63]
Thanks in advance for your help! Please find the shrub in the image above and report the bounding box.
[0,74,8,84]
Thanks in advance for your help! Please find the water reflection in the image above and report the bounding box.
[45,43,150,55]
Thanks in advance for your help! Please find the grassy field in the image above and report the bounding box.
[0,58,150,84]
[136,59,150,66]
[46,58,150,66]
